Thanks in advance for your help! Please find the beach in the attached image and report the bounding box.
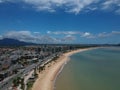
[32,48,94,90]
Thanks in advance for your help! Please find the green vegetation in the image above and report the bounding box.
[27,81,34,90]
[12,77,25,90]
[20,78,25,90]
[13,77,21,87]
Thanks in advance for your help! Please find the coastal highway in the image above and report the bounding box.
[0,63,38,90]
[0,53,59,90]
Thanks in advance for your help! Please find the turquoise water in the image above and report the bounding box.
[55,47,120,90]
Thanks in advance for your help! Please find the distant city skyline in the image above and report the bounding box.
[0,0,120,44]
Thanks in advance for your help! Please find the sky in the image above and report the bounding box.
[0,0,120,44]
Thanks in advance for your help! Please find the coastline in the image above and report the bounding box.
[32,48,96,90]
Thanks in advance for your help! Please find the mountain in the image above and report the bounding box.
[0,38,36,46]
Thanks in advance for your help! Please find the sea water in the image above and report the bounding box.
[55,47,120,90]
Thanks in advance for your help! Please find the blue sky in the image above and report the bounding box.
[0,0,120,44]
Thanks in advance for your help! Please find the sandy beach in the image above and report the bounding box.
[32,48,94,90]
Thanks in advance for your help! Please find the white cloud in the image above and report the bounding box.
[0,30,120,44]
[47,31,82,35]
[98,31,120,38]
[111,31,120,35]
[115,9,120,14]
[37,35,59,44]
[0,0,2,3]
[81,32,95,38]
[59,35,76,43]
[82,32,91,37]
[102,0,120,9]
[47,31,51,34]
[2,31,59,43]
[48,31,96,39]
[3,31,36,42]
[98,32,109,38]
[0,35,3,39]
[24,0,100,14]
[64,35,76,40]
[1,30,78,44]
[48,30,120,39]
[65,0,99,14]
[34,32,40,34]
[101,0,120,14]
[0,0,99,14]
[1,0,120,14]
[23,0,120,14]
[80,31,120,38]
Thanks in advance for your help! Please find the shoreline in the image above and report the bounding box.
[32,48,96,90]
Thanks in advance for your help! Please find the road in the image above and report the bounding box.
[0,53,58,90]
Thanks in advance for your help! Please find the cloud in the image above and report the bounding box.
[64,0,99,14]
[112,31,120,34]
[0,35,3,39]
[34,32,40,34]
[58,35,76,43]
[82,32,91,37]
[47,31,82,35]
[98,31,120,38]
[102,0,120,9]
[22,0,99,14]
[23,0,120,15]
[2,31,58,43]
[3,31,38,43]
[115,9,120,14]
[48,30,120,39]
[0,0,120,14]
[1,30,77,44]
[64,35,76,41]
[101,0,120,14]
[0,30,120,44]
[98,32,110,38]
[81,32,95,38]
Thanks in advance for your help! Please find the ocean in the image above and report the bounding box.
[55,47,120,90]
